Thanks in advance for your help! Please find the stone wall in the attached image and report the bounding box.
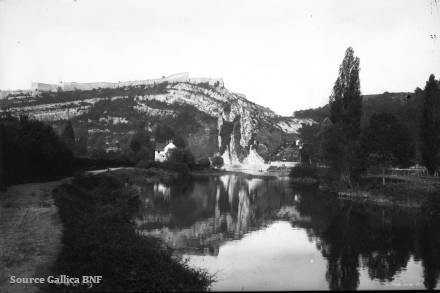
[30,73,224,93]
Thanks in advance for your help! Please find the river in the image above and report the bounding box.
[135,173,440,291]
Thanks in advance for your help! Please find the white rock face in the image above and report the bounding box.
[277,117,316,134]
[3,74,317,160]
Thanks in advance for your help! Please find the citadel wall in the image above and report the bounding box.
[30,73,224,93]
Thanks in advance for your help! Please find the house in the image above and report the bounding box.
[155,141,177,162]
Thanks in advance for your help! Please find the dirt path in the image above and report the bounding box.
[0,179,69,293]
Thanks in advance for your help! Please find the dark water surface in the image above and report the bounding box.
[135,174,440,291]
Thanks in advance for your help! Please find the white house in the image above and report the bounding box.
[155,142,177,162]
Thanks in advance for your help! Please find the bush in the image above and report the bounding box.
[136,159,156,169]
[289,163,318,179]
[167,147,196,168]
[290,177,319,188]
[197,158,211,169]
[73,156,134,171]
[160,161,190,177]
[211,156,224,168]
[136,159,190,179]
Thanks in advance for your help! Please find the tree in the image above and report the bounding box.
[324,47,363,184]
[421,74,440,175]
[129,131,155,163]
[76,129,88,156]
[1,115,74,186]
[212,156,224,168]
[360,113,414,184]
[0,123,5,191]
[298,123,320,164]
[61,120,75,150]
[167,147,195,167]
[197,158,211,169]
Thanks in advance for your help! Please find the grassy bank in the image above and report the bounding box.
[319,173,440,208]
[0,180,65,293]
[289,164,440,208]
[46,172,212,292]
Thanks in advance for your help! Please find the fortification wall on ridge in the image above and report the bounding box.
[29,73,224,92]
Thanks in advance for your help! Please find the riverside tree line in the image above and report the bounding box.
[298,47,440,186]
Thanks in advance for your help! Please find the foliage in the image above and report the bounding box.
[73,156,133,171]
[61,120,75,150]
[324,47,363,184]
[294,104,330,123]
[421,74,440,175]
[289,163,318,179]
[154,124,176,144]
[129,130,155,163]
[0,123,5,191]
[48,173,212,292]
[219,120,233,155]
[211,156,224,168]
[0,115,74,186]
[360,113,414,169]
[290,177,319,188]
[197,157,211,169]
[154,123,185,148]
[167,147,195,167]
[298,123,321,163]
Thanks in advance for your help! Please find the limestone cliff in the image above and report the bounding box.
[0,74,314,160]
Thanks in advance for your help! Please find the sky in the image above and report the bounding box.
[0,0,439,115]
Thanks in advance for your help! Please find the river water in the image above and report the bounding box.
[135,174,440,291]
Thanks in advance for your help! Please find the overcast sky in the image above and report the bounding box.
[1,0,439,115]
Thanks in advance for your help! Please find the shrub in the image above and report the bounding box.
[289,163,318,179]
[197,158,211,169]
[136,159,156,169]
[136,159,190,179]
[290,177,319,188]
[160,161,190,177]
[211,156,224,168]
[167,147,195,168]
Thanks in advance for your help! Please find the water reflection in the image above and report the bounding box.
[135,174,440,290]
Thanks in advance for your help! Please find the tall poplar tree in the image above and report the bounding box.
[421,74,440,175]
[324,47,362,184]
[0,123,5,191]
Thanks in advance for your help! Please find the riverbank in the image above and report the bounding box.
[0,179,68,293]
[191,168,287,179]
[319,175,440,209]
[46,172,212,292]
[0,167,214,292]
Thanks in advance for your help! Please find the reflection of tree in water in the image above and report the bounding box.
[136,174,440,289]
[419,214,440,290]
[295,190,440,290]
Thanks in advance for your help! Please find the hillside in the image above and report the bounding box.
[293,91,423,144]
[0,74,313,161]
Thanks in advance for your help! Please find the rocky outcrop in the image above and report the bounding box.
[0,74,314,160]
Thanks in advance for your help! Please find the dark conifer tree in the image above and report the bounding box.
[421,74,440,175]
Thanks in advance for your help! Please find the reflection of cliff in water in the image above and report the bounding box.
[134,174,440,290]
[136,175,308,255]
